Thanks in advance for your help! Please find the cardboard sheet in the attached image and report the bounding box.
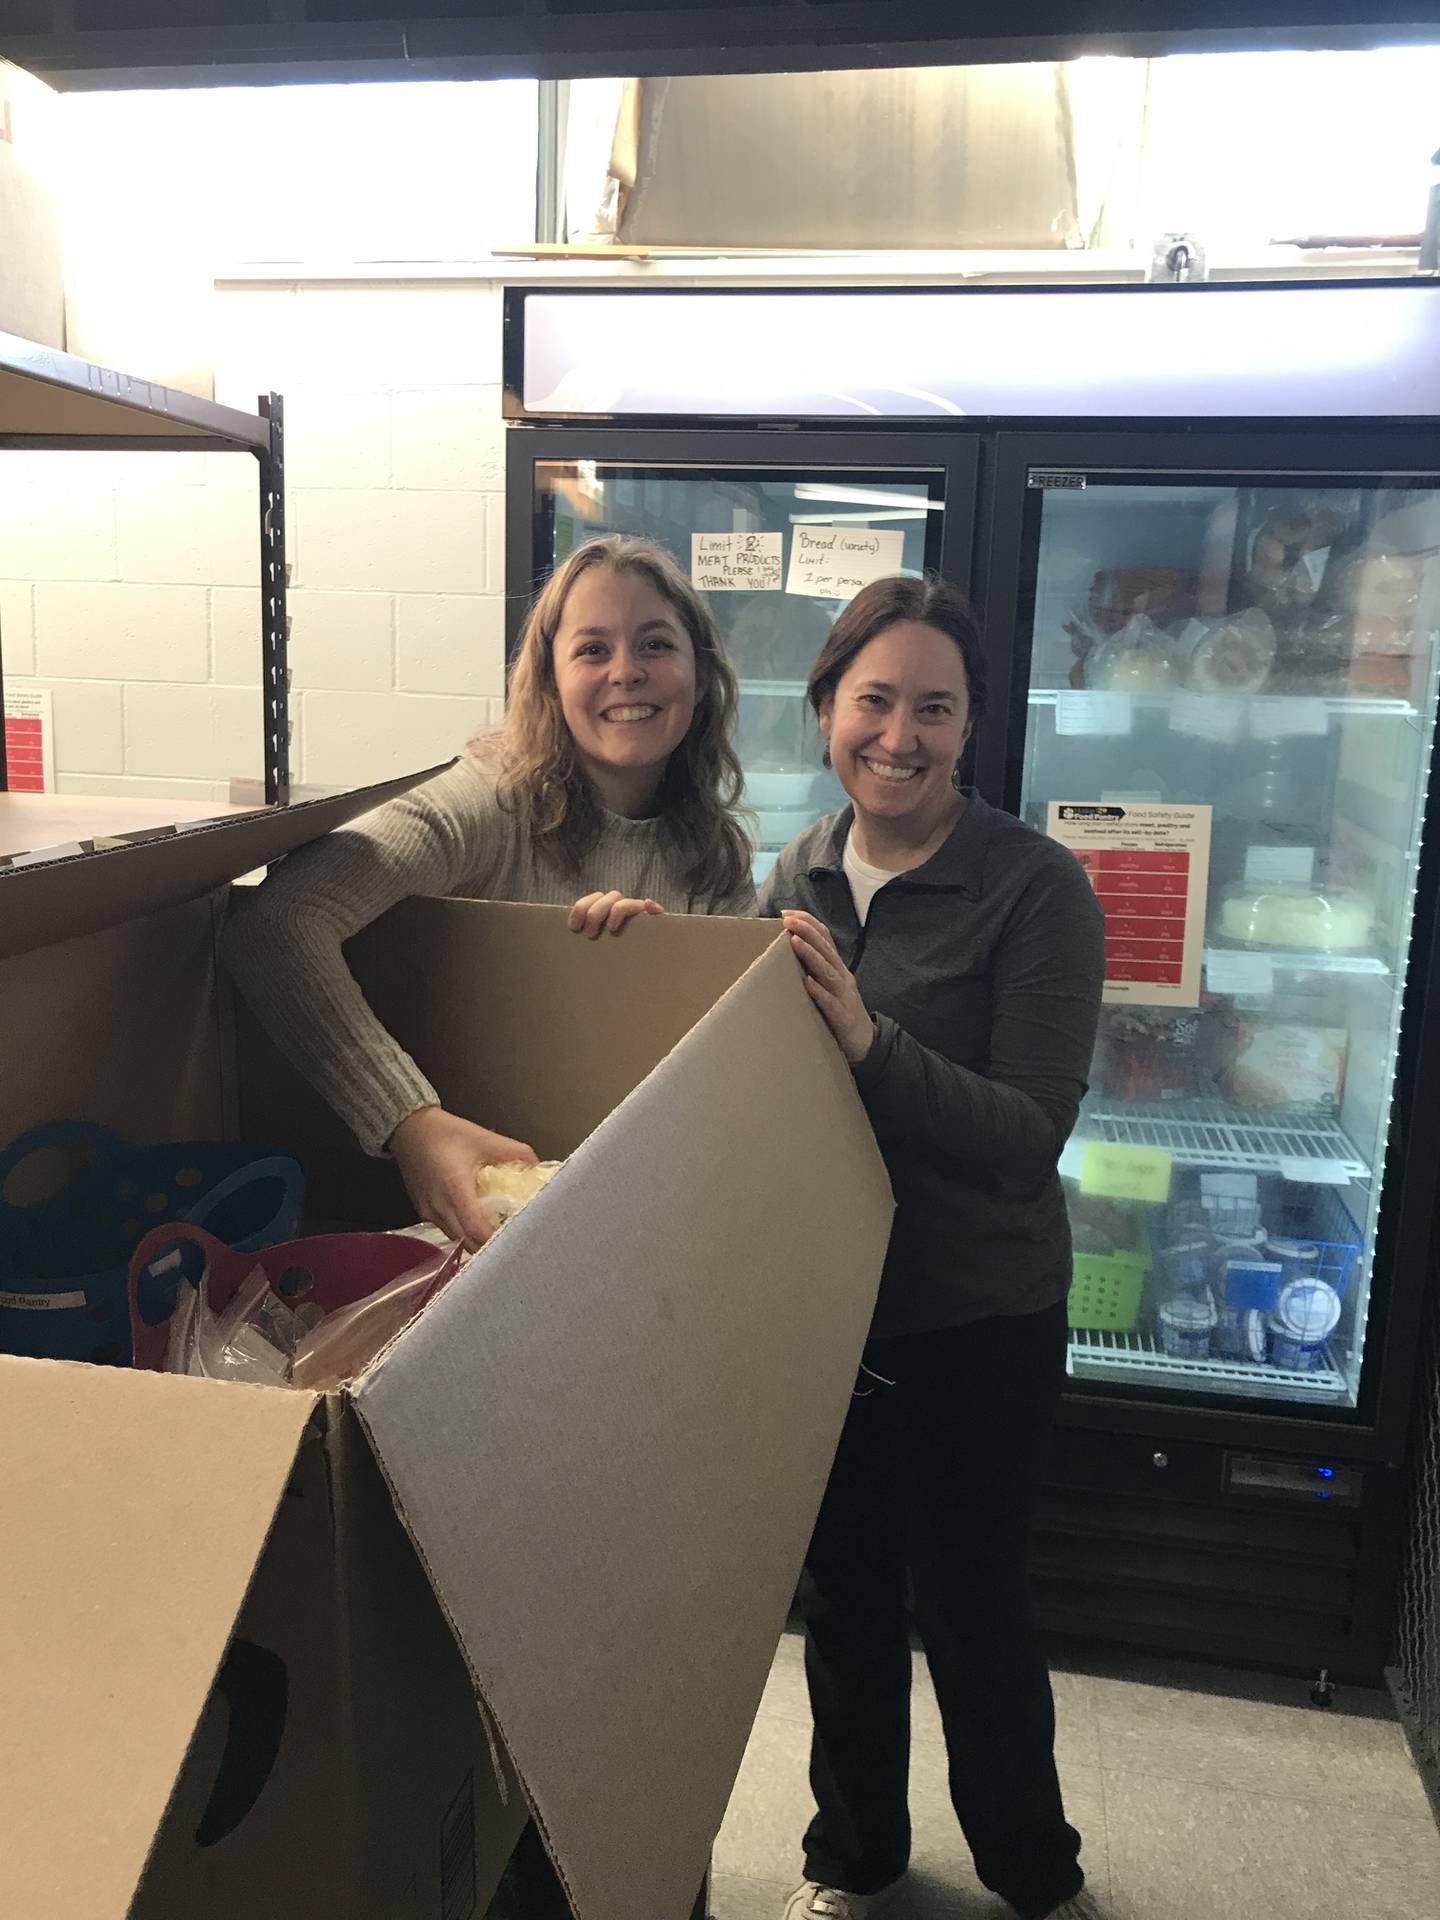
[0,899,227,1151]
[354,936,893,1920]
[0,765,444,963]
[0,1362,314,1920]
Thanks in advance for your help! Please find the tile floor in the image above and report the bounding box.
[711,1631,1440,1920]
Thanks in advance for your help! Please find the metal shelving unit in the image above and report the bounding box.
[0,331,289,807]
[1072,1095,1371,1181]
[1068,1328,1349,1400]
[1028,687,1422,723]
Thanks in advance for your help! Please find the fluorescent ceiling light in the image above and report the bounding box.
[789,509,928,524]
[792,483,943,511]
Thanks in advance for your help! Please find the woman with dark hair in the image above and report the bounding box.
[760,575,1106,1920]
[224,532,754,1253]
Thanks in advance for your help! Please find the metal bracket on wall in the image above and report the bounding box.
[258,393,290,807]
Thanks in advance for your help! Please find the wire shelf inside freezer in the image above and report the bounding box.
[1028,688,1421,722]
[1075,1098,1371,1180]
[1067,1328,1348,1400]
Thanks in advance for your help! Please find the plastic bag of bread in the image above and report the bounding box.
[1329,549,1423,655]
[476,1158,563,1231]
[1247,504,1344,622]
[1085,614,1179,692]
[1175,607,1276,694]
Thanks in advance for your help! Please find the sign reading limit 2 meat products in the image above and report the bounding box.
[1047,801,1212,1008]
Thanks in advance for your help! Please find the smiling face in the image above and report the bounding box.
[552,564,699,811]
[819,619,973,836]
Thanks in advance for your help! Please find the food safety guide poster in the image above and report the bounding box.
[1047,801,1212,1008]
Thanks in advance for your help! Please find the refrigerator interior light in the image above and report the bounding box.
[792,482,944,511]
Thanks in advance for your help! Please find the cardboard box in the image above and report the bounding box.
[0,62,64,350]
[0,784,893,1920]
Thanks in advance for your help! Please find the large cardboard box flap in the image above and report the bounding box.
[352,918,894,1920]
[0,1358,315,1920]
[0,765,443,962]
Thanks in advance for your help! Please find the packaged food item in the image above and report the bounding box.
[1330,548,1423,655]
[1084,613,1179,692]
[1156,1289,1217,1359]
[1265,1236,1321,1290]
[1173,607,1276,695]
[1217,1253,1282,1313]
[1096,1006,1212,1102]
[1220,1023,1348,1110]
[1217,883,1372,952]
[476,1158,563,1231]
[131,1223,464,1387]
[1160,1237,1211,1294]
[1088,566,1197,635]
[1216,1305,1270,1362]
[1247,503,1344,622]
[1268,1278,1342,1370]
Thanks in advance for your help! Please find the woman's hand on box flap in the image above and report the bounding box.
[782,910,876,1067]
[567,890,664,939]
[388,1106,538,1253]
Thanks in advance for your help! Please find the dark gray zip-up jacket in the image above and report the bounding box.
[759,791,1105,1337]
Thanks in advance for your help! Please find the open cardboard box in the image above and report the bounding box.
[0,779,893,1920]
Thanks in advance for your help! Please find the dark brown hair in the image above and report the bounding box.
[806,573,989,722]
[489,534,751,906]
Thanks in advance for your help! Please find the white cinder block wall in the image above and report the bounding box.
[0,279,511,800]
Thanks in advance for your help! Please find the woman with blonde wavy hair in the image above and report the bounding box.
[224,533,756,1254]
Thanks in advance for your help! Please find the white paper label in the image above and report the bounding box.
[1170,692,1243,744]
[1257,698,1329,739]
[0,1288,88,1311]
[8,841,86,868]
[1055,692,1133,736]
[1205,948,1276,996]
[1278,1157,1354,1187]
[1202,1172,1258,1201]
[1245,845,1316,887]
[691,531,783,592]
[785,526,904,599]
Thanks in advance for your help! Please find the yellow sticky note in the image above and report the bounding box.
[1079,1141,1173,1206]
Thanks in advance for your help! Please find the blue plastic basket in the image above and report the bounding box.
[0,1121,304,1365]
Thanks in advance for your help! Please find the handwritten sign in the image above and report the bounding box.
[691,531,783,592]
[786,526,904,599]
[1079,1141,1174,1205]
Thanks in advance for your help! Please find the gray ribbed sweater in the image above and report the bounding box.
[222,752,756,1154]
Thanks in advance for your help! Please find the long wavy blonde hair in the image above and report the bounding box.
[487,535,751,906]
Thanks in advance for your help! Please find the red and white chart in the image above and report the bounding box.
[3,689,54,795]
[1047,801,1212,1008]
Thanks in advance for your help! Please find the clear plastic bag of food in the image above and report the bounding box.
[1085,614,1179,693]
[130,1223,464,1387]
[1174,607,1276,695]
[475,1159,563,1232]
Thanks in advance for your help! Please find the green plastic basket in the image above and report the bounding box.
[1068,1218,1151,1332]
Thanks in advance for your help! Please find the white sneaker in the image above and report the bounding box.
[781,1882,896,1919]
[1043,1894,1106,1919]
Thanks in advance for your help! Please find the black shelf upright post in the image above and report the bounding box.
[259,392,290,806]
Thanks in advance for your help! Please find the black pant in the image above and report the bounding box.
[799,1301,1084,1920]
